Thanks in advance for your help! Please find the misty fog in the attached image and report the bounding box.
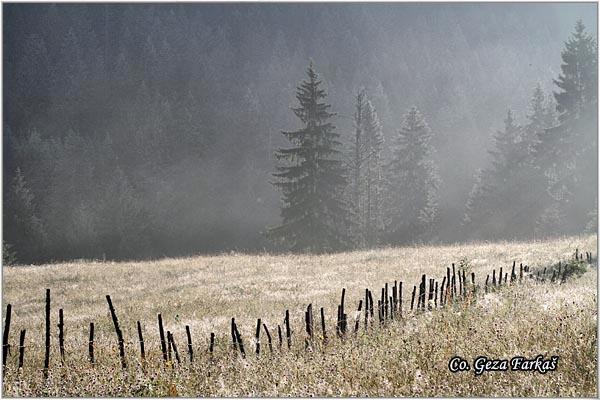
[3,3,597,263]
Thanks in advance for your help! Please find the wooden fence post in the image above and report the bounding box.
[399,282,403,317]
[231,318,238,350]
[58,308,65,364]
[137,321,145,362]
[393,281,398,313]
[44,289,50,378]
[434,281,438,308]
[511,261,516,283]
[451,264,456,300]
[170,332,181,363]
[158,314,168,361]
[320,307,326,343]
[106,295,126,369]
[167,331,173,362]
[233,321,246,358]
[3,303,11,370]
[262,323,273,353]
[499,267,503,286]
[440,277,446,307]
[492,269,496,286]
[88,322,94,364]
[485,275,489,293]
[285,310,291,349]
[18,329,25,369]
[185,325,193,363]
[384,283,389,320]
[277,325,282,348]
[209,332,215,354]
[255,318,261,355]
[354,300,363,333]
[364,289,369,330]
[410,285,416,311]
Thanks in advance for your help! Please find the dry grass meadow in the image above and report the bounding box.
[2,234,597,396]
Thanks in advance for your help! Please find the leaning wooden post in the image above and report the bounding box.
[262,323,273,353]
[106,295,126,369]
[364,289,369,329]
[320,307,326,343]
[410,285,416,311]
[255,318,261,355]
[233,322,246,358]
[277,325,283,348]
[18,329,25,369]
[3,303,11,370]
[340,288,346,334]
[136,321,145,362]
[171,332,181,363]
[231,318,238,350]
[440,276,446,307]
[485,275,489,293]
[285,310,291,349]
[384,283,389,320]
[354,300,363,333]
[58,308,65,364]
[185,325,193,363]
[511,261,516,283]
[158,314,168,361]
[398,282,403,317]
[451,264,456,299]
[88,322,95,364]
[44,289,50,378]
[519,263,523,282]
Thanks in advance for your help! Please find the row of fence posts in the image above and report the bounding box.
[2,252,594,375]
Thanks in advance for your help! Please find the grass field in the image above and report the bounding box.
[2,235,597,396]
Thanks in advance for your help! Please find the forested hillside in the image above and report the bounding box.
[3,3,597,263]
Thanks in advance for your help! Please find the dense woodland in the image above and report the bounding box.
[3,4,597,263]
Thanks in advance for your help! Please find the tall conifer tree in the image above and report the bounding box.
[386,107,439,243]
[268,62,351,252]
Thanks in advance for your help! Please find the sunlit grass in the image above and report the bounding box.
[2,234,597,396]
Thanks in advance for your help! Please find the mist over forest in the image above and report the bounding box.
[3,3,597,263]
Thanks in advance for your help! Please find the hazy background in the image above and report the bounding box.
[3,3,597,263]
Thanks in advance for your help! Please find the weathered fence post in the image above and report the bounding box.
[167,331,173,362]
[451,264,456,300]
[285,310,291,349]
[410,285,416,311]
[393,281,398,313]
[384,283,389,320]
[137,321,145,362]
[231,318,238,351]
[88,322,94,364]
[44,289,50,378]
[462,270,467,297]
[277,325,283,348]
[18,329,25,369]
[499,267,503,286]
[485,275,489,293]
[106,295,126,369]
[320,307,326,343]
[519,263,523,282]
[209,332,215,354]
[3,303,11,370]
[399,282,403,317]
[434,281,438,308]
[255,318,261,355]
[262,323,273,353]
[492,269,497,286]
[58,308,65,364]
[440,277,446,307]
[428,278,434,310]
[158,314,168,361]
[354,300,363,333]
[168,332,180,364]
[364,289,369,330]
[185,325,193,363]
[233,321,246,358]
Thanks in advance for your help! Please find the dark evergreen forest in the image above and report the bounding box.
[3,3,597,263]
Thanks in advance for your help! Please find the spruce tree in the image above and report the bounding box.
[463,110,523,239]
[349,90,385,247]
[386,107,439,243]
[536,20,597,235]
[268,62,351,252]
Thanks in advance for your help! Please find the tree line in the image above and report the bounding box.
[268,20,597,252]
[3,6,597,263]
